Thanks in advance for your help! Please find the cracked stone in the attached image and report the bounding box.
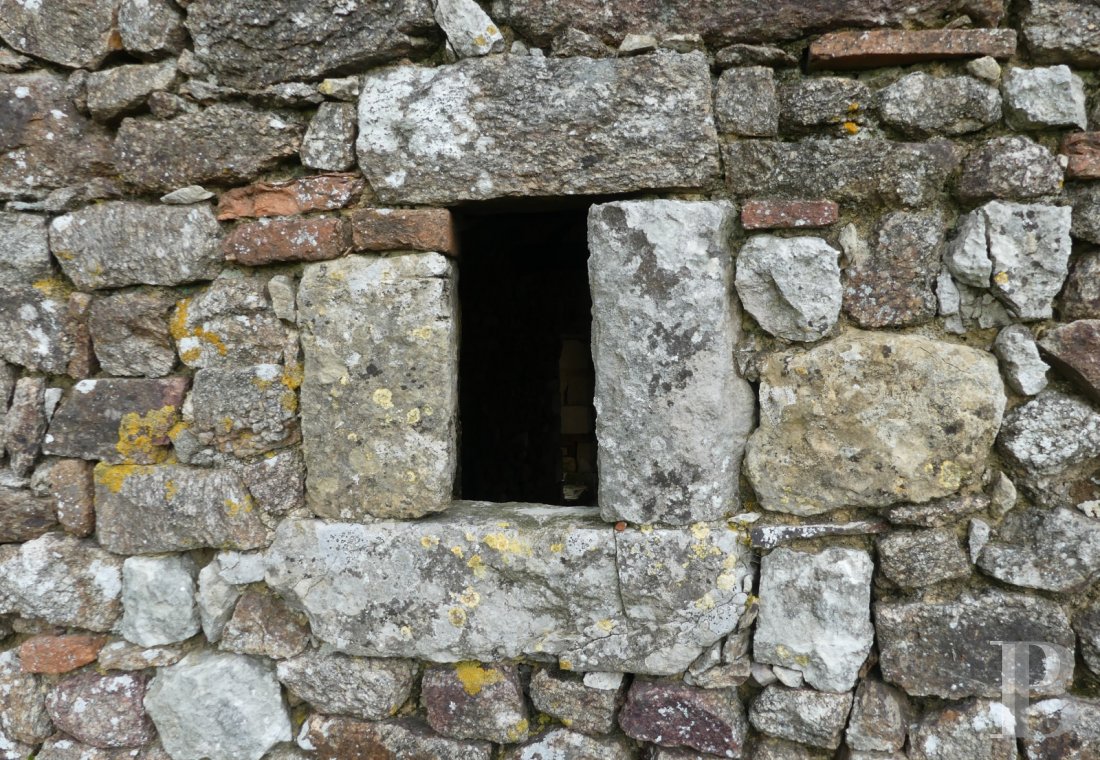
[715,67,778,137]
[298,715,491,760]
[187,365,300,459]
[846,678,911,753]
[529,668,623,735]
[777,77,871,131]
[86,62,178,122]
[435,0,505,58]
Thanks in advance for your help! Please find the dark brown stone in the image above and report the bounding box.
[619,680,747,756]
[741,200,838,230]
[1039,320,1100,404]
[216,174,365,221]
[1060,249,1100,320]
[4,377,46,478]
[0,486,55,543]
[47,458,95,537]
[349,208,459,256]
[220,589,310,660]
[1062,132,1100,180]
[809,29,1017,70]
[65,293,96,380]
[422,663,529,744]
[19,634,106,674]
[45,672,155,748]
[222,216,352,265]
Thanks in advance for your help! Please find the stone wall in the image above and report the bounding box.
[1,0,1099,758]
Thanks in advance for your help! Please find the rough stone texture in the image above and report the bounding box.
[715,67,778,137]
[435,0,504,58]
[1060,249,1100,319]
[43,378,189,464]
[745,331,1005,515]
[235,448,305,516]
[0,0,118,69]
[741,201,838,230]
[348,207,458,256]
[619,680,746,757]
[50,202,221,290]
[976,506,1100,592]
[94,464,269,554]
[357,52,720,204]
[753,547,873,692]
[19,634,104,674]
[589,201,754,524]
[0,532,121,631]
[877,528,970,587]
[0,283,77,376]
[715,44,797,68]
[0,649,52,744]
[3,377,46,477]
[196,560,239,643]
[222,216,352,266]
[145,650,292,760]
[725,139,960,208]
[997,389,1100,509]
[298,253,457,521]
[735,235,842,342]
[88,289,177,378]
[46,672,155,748]
[748,686,852,750]
[0,212,50,281]
[993,324,1049,395]
[0,485,55,543]
[529,668,622,735]
[1022,0,1100,64]
[956,136,1064,203]
[777,77,871,130]
[876,590,1074,698]
[185,0,437,88]
[1062,132,1100,179]
[750,520,887,549]
[0,71,114,201]
[172,276,287,370]
[887,493,990,528]
[299,715,492,760]
[1024,697,1100,760]
[809,29,1016,69]
[188,365,300,458]
[86,62,178,122]
[220,588,311,660]
[265,504,752,675]
[118,0,185,56]
[217,175,363,221]
[502,728,635,760]
[908,700,1016,760]
[300,103,357,172]
[422,662,529,743]
[1003,65,1087,130]
[120,554,199,647]
[877,73,1000,136]
[276,651,417,721]
[842,210,944,328]
[33,736,171,760]
[846,678,911,753]
[115,106,307,193]
[1039,319,1100,403]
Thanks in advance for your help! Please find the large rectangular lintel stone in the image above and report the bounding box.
[356,52,719,204]
[808,29,1017,70]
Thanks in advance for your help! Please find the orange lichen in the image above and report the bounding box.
[454,662,503,695]
[115,406,179,463]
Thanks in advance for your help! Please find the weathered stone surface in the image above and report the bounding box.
[300,103,357,172]
[1022,0,1100,66]
[50,202,221,290]
[749,520,887,549]
[235,448,304,516]
[0,649,52,744]
[809,29,1017,70]
[619,680,745,757]
[1004,65,1087,130]
[86,62,177,122]
[34,735,171,760]
[221,589,310,660]
[222,216,352,266]
[715,44,796,68]
[172,276,287,370]
[877,528,970,587]
[43,378,188,464]
[735,235,842,342]
[529,668,622,735]
[185,0,436,88]
[777,77,870,130]
[1040,320,1100,403]
[0,532,121,631]
[264,504,752,675]
[745,331,1004,515]
[997,390,1100,509]
[877,73,1000,136]
[993,324,1049,396]
[0,212,50,282]
[0,282,79,376]
[357,52,719,204]
[976,506,1100,592]
[436,0,504,58]
[1024,697,1100,760]
[550,27,615,57]
[1062,132,1100,179]
[842,210,944,328]
[876,590,1074,698]
[88,289,177,378]
[298,253,457,521]
[115,106,307,193]
[0,0,118,69]
[46,672,155,748]
[19,634,104,674]
[715,67,778,137]
[846,678,911,753]
[348,208,458,256]
[1060,249,1100,319]
[145,651,291,760]
[299,715,492,760]
[94,464,269,554]
[422,662,528,743]
[589,201,754,524]
[725,139,960,208]
[276,651,416,721]
[957,136,1064,203]
[744,738,829,760]
[196,560,239,644]
[502,728,634,760]
[188,365,300,458]
[754,547,873,692]
[217,175,363,221]
[96,642,182,674]
[118,0,185,56]
[0,485,55,543]
[749,686,852,750]
[741,201,838,231]
[4,377,46,477]
[908,700,1016,760]
[119,554,199,647]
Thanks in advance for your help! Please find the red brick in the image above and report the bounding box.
[1061,132,1100,180]
[348,208,458,256]
[808,29,1016,70]
[216,174,364,221]
[741,200,839,230]
[223,216,352,266]
[19,634,106,674]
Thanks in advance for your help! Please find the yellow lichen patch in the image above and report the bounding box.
[282,364,303,391]
[690,522,711,541]
[505,719,528,742]
[448,607,468,627]
[451,545,465,559]
[716,572,738,591]
[224,496,254,517]
[180,347,202,364]
[467,554,486,578]
[691,542,722,560]
[693,592,717,611]
[843,121,859,135]
[164,480,178,501]
[406,408,421,425]
[93,463,149,494]
[848,101,860,112]
[483,532,532,557]
[596,619,615,633]
[408,326,433,341]
[458,587,481,608]
[549,542,564,553]
[559,659,573,671]
[454,662,502,695]
[402,470,418,484]
[639,523,654,534]
[280,391,298,413]
[170,298,228,359]
[169,298,192,340]
[115,406,179,463]
[993,271,1010,285]
[220,416,235,434]
[167,420,190,442]
[420,535,440,549]
[31,277,71,299]
[372,388,394,408]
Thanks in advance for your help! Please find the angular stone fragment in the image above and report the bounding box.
[221,589,310,660]
[222,216,352,266]
[743,738,830,760]
[876,590,1074,698]
[1060,249,1100,319]
[86,62,178,122]
[0,0,118,69]
[88,289,177,378]
[188,365,300,458]
[746,331,1004,515]
[502,728,635,760]
[43,378,189,464]
[749,686,852,750]
[97,639,183,672]
[172,277,287,370]
[877,528,970,588]
[589,201,754,525]
[118,0,186,56]
[95,464,269,554]
[196,562,238,644]
[809,29,1017,70]
[976,506,1100,592]
[753,547,873,692]
[619,680,746,757]
[0,212,50,281]
[908,700,1016,760]
[715,67,778,137]
[435,0,504,58]
[115,106,307,193]
[1022,0,1100,66]
[235,448,304,516]
[277,651,416,721]
[1070,184,1100,246]
[550,28,614,57]
[877,73,1000,136]
[120,554,199,647]
[1062,132,1100,179]
[145,651,292,760]
[1003,66,1086,130]
[299,715,492,760]
[300,103,357,172]
[50,202,221,290]
[3,377,46,478]
[994,325,1049,396]
[957,136,1063,203]
[741,200,837,230]
[46,672,155,748]
[422,662,528,743]
[529,668,622,735]
[0,486,55,543]
[298,253,458,520]
[725,139,960,208]
[749,520,887,549]
[19,634,105,674]
[357,52,719,204]
[846,678,911,753]
[217,175,363,221]
[1024,697,1100,760]
[0,284,78,376]
[0,533,121,630]
[777,77,870,131]
[1039,320,1100,403]
[0,649,52,744]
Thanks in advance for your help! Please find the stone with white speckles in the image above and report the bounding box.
[173,276,287,371]
[0,649,52,745]
[0,0,118,69]
[118,0,186,56]
[620,679,746,757]
[298,715,492,760]
[1003,65,1086,130]
[45,672,155,748]
[1024,696,1100,760]
[276,651,417,721]
[877,72,1000,137]
[908,699,1016,760]
[501,728,635,759]
[0,212,51,282]
[976,506,1100,592]
[186,365,300,459]
[749,686,852,750]
[529,668,623,735]
[435,0,505,58]
[846,677,911,753]
[120,554,200,647]
[300,103,357,172]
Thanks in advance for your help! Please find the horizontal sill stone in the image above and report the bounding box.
[809,29,1017,70]
[741,199,839,230]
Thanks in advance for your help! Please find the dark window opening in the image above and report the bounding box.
[457,209,597,506]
